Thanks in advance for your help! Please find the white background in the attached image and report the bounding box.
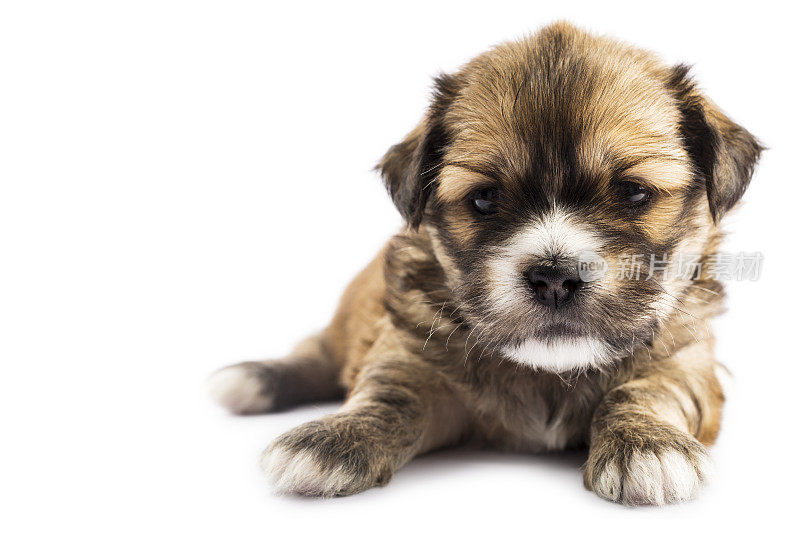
[1,1,798,531]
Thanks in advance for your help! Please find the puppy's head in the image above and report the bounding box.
[379,23,761,373]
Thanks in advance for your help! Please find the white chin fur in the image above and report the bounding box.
[502,337,611,373]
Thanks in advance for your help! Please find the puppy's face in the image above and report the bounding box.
[380,23,760,373]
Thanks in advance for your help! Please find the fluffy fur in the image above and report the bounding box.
[210,22,760,505]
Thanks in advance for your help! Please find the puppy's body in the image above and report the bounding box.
[210,23,759,505]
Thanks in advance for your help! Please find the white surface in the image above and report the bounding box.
[1,1,797,531]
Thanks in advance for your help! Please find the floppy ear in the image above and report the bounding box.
[377,75,458,228]
[668,64,763,223]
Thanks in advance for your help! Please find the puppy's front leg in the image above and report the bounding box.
[261,343,466,497]
[584,348,725,505]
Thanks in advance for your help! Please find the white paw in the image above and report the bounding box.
[260,442,362,497]
[593,448,713,505]
[207,364,273,414]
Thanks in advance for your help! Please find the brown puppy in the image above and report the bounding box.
[209,22,761,505]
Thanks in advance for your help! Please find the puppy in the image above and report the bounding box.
[209,22,761,505]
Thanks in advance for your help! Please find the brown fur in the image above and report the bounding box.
[210,22,760,505]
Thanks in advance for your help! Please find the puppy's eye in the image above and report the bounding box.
[471,188,499,215]
[620,182,651,205]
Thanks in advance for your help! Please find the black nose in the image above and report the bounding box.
[525,266,583,309]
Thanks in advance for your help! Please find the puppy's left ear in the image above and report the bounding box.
[668,64,764,222]
[377,74,458,229]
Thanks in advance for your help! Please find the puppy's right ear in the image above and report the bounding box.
[668,64,763,223]
[377,75,458,229]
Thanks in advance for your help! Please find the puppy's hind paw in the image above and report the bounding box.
[207,362,276,414]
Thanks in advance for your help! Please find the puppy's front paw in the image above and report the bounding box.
[261,415,393,497]
[584,424,713,505]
